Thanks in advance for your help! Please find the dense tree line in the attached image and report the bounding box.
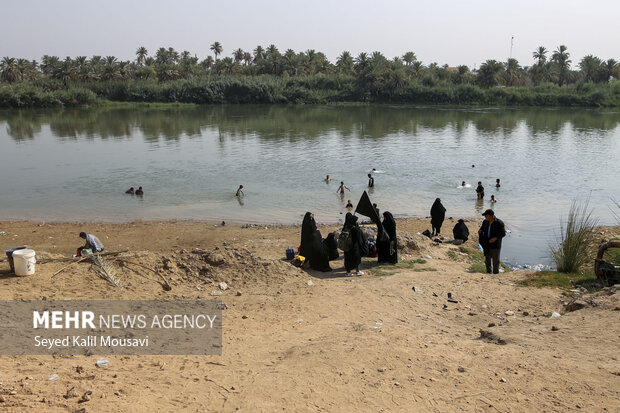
[1,44,619,107]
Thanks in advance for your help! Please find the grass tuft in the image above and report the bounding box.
[550,200,598,273]
[518,271,599,291]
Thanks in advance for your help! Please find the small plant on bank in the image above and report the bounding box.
[550,200,598,273]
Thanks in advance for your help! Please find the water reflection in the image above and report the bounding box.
[2,106,619,143]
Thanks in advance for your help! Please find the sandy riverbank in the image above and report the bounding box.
[0,219,618,412]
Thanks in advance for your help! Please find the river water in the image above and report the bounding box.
[1,105,619,266]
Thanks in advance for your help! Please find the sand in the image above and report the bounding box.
[0,219,619,412]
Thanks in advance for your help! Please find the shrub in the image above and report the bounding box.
[550,200,598,273]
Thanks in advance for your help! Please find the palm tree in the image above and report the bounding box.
[243,52,252,66]
[201,56,214,69]
[402,51,416,66]
[533,46,547,66]
[210,42,223,60]
[0,57,20,83]
[55,57,76,85]
[551,45,571,86]
[282,49,298,75]
[336,51,354,75]
[155,47,170,65]
[232,48,244,63]
[136,47,148,66]
[579,55,602,82]
[253,45,265,62]
[167,47,179,63]
[504,58,522,86]
[355,52,369,73]
[410,61,424,78]
[476,59,504,87]
[40,55,60,76]
[266,44,279,56]
[602,59,618,81]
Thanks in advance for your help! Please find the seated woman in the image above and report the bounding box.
[300,212,331,272]
[323,232,339,261]
[452,219,470,245]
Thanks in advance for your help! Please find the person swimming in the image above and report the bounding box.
[337,182,350,195]
[135,186,144,196]
[346,200,353,209]
[461,181,466,187]
[125,187,134,195]
[324,175,331,183]
[236,185,244,197]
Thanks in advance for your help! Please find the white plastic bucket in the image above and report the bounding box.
[12,249,36,276]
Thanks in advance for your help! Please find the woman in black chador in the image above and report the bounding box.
[377,211,398,264]
[300,212,331,272]
[430,198,446,236]
[323,232,340,261]
[342,213,368,276]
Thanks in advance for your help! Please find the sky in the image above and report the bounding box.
[1,0,619,69]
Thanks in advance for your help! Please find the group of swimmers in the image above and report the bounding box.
[125,186,144,196]
[460,178,500,204]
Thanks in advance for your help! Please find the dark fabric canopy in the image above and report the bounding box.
[355,191,386,241]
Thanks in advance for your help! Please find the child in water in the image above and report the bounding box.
[324,175,331,183]
[337,182,350,195]
[346,200,353,209]
[236,185,244,197]
[496,178,501,188]
[490,195,497,203]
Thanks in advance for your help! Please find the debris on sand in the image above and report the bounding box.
[563,300,589,312]
[479,329,507,345]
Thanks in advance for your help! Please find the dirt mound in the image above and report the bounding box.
[123,245,306,290]
[397,231,434,253]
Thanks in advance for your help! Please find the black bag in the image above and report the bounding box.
[338,230,353,252]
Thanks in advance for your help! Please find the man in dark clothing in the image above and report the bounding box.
[478,209,506,274]
[476,182,485,199]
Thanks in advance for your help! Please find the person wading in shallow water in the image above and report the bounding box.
[337,182,350,196]
[478,209,506,274]
[476,181,484,200]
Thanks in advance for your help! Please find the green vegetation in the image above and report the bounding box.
[517,271,598,291]
[365,259,434,276]
[550,200,598,273]
[0,44,619,108]
[458,246,510,273]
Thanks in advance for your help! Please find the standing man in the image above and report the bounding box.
[478,209,506,274]
[368,173,375,188]
[476,181,485,199]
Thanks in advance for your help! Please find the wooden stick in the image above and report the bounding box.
[50,250,129,278]
[51,257,89,278]
[120,259,171,291]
